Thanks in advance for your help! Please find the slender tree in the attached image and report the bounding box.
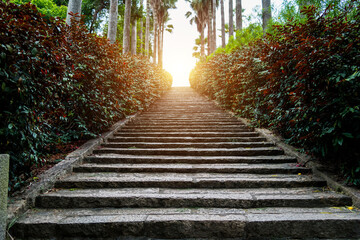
[262,0,271,34]
[186,0,208,58]
[235,0,242,32]
[108,0,118,44]
[123,0,132,53]
[220,0,225,47]
[145,0,150,56]
[131,21,137,54]
[212,0,216,52]
[229,0,233,38]
[139,0,144,54]
[66,0,82,25]
[207,0,213,55]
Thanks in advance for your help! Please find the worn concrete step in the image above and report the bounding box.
[12,207,360,239]
[123,124,247,128]
[118,128,252,133]
[131,119,244,124]
[73,163,310,174]
[113,132,260,137]
[129,121,246,126]
[54,172,326,189]
[121,125,248,129]
[108,136,267,143]
[93,147,284,156]
[84,155,297,164]
[35,187,351,209]
[101,142,275,149]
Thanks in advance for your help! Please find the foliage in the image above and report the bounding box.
[9,0,67,18]
[190,2,360,186]
[0,2,172,192]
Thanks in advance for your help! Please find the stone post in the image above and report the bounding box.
[0,154,10,240]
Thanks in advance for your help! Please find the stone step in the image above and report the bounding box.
[73,163,310,174]
[84,155,298,164]
[54,172,326,189]
[129,121,245,125]
[108,136,268,143]
[93,147,284,156]
[124,124,247,128]
[101,142,275,149]
[35,187,351,209]
[12,207,360,239]
[118,128,252,132]
[113,132,260,137]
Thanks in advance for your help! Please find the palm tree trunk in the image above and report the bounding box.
[66,0,82,25]
[131,21,137,55]
[235,0,242,32]
[200,25,205,58]
[139,0,144,54]
[157,23,162,67]
[123,0,132,53]
[207,0,212,55]
[107,0,118,44]
[153,18,157,64]
[212,0,216,52]
[220,0,225,47]
[229,0,234,38]
[262,0,271,34]
[145,0,150,57]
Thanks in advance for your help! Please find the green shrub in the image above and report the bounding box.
[0,2,172,192]
[190,3,360,186]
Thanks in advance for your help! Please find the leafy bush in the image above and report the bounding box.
[190,3,360,186]
[0,2,172,192]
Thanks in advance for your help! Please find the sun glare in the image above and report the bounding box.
[163,55,196,87]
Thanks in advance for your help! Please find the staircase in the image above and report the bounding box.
[12,87,360,239]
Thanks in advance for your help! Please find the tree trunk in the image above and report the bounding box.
[159,24,163,68]
[66,0,82,25]
[157,23,162,67]
[131,21,137,55]
[229,0,234,38]
[139,0,144,54]
[220,0,225,47]
[200,25,205,58]
[145,0,150,57]
[212,0,216,52]
[107,0,118,44]
[153,19,157,64]
[123,0,132,53]
[235,0,242,32]
[262,0,271,35]
[207,0,212,55]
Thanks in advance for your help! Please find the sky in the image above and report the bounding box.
[162,0,284,86]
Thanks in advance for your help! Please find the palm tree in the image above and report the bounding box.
[186,0,208,58]
[139,0,144,54]
[131,20,137,54]
[229,0,233,38]
[207,0,213,54]
[220,0,225,47]
[262,0,271,34]
[212,0,216,52]
[123,0,132,53]
[145,0,150,57]
[66,0,82,25]
[235,0,242,32]
[107,0,118,44]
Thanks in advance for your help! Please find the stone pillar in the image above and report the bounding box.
[0,154,9,240]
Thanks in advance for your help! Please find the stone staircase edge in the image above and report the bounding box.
[201,88,360,209]
[6,113,139,228]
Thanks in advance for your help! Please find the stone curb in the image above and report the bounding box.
[6,113,139,227]
[206,94,360,209]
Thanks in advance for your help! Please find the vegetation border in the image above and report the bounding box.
[208,96,360,208]
[6,112,140,228]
